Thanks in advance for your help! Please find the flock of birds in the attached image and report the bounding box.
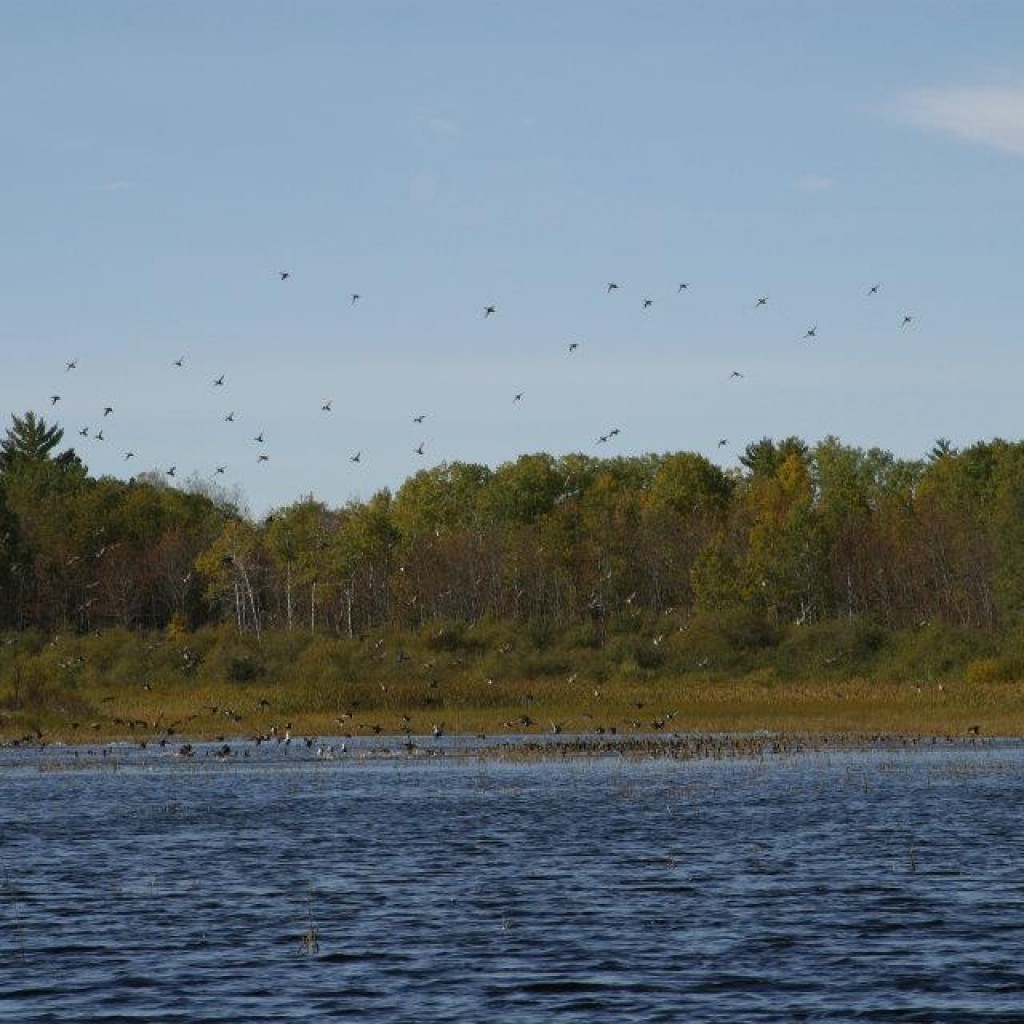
[34,272,917,498]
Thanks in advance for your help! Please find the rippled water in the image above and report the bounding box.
[2,738,1023,1022]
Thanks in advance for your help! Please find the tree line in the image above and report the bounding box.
[2,410,1022,642]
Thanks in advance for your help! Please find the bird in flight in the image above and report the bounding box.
[322,400,332,412]
[124,451,135,461]
[606,282,619,293]
[279,271,290,281]
[351,293,360,305]
[50,395,61,405]
[413,414,425,423]
[213,375,225,387]
[483,305,497,318]
[78,427,89,437]
[608,427,620,437]
[95,430,104,441]
[597,435,609,445]
[173,356,184,367]
[730,371,744,380]
[254,431,264,444]
[868,283,881,295]
[717,439,728,448]
[802,324,818,341]
[65,359,77,372]
[754,296,769,308]
[415,443,424,456]
[901,314,914,328]
[166,466,176,477]
[642,298,653,309]
[103,406,113,417]
[568,342,579,352]
[214,465,226,475]
[224,412,235,422]
[350,451,361,463]
[678,283,689,292]
[257,454,269,463]
[513,392,523,402]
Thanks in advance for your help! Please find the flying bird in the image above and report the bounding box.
[103,406,113,416]
[730,371,744,380]
[350,451,361,463]
[606,282,619,293]
[50,395,60,405]
[254,431,264,443]
[483,305,496,318]
[568,342,579,352]
[279,271,290,281]
[642,298,653,309]
[608,427,620,437]
[415,443,424,455]
[322,401,332,412]
[95,430,104,441]
[413,414,425,423]
[754,296,769,308]
[78,427,89,437]
[224,412,235,422]
[65,360,77,372]
[513,392,523,402]
[901,314,914,328]
[166,466,176,477]
[213,375,224,387]
[717,439,728,448]
[802,324,818,341]
[257,454,269,463]
[124,451,135,461]
[678,283,689,292]
[173,356,184,367]
[868,283,881,295]
[215,465,226,475]
[351,293,360,305]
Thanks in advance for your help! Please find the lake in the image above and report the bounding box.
[2,736,1023,1022]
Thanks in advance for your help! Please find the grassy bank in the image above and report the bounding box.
[2,617,1024,743]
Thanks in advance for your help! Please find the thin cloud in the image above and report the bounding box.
[896,85,1024,157]
[796,174,835,193]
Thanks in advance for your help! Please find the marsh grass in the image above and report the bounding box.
[2,620,1024,742]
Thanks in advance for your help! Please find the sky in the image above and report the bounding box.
[3,1,1024,516]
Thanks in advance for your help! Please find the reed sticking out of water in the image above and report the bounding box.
[299,884,319,955]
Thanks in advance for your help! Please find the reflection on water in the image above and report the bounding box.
[2,739,1023,1022]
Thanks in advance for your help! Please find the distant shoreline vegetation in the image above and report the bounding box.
[2,412,1024,741]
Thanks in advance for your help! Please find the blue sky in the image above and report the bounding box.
[4,1,1024,515]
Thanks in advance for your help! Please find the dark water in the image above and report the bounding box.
[2,738,1023,1022]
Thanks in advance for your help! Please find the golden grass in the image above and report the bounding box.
[3,671,1023,745]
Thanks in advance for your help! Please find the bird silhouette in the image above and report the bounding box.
[868,283,881,295]
[78,427,89,437]
[642,298,653,308]
[103,407,113,416]
[351,293,360,305]
[730,370,744,379]
[597,434,609,444]
[901,314,914,328]
[224,412,235,422]
[166,466,176,477]
[754,296,769,308]
[483,305,496,317]
[413,414,425,423]
[415,443,424,455]
[606,282,619,292]
[95,430,104,441]
[513,392,523,402]
[717,438,728,447]
[254,431,264,443]
[608,427,620,437]
[50,395,60,405]
[173,356,184,367]
[257,454,269,463]
[65,360,77,372]
[350,451,361,463]
[215,465,226,475]
[213,375,225,387]
[678,282,689,292]
[124,451,135,460]
[322,401,332,412]
[279,271,290,281]
[568,342,579,352]
[802,324,818,340]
